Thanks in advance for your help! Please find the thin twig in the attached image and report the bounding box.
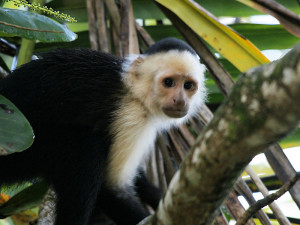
[225,191,256,225]
[235,178,272,225]
[135,21,155,47]
[236,174,299,225]
[86,0,99,50]
[96,0,110,52]
[246,166,291,225]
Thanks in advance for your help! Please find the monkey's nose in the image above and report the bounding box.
[173,98,186,108]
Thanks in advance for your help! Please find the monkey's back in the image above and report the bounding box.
[0,49,124,132]
[0,49,125,180]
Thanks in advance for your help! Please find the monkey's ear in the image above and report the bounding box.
[131,56,144,67]
[130,56,144,78]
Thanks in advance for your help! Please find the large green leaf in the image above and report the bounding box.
[230,24,300,50]
[0,95,34,154]
[0,7,77,42]
[0,181,48,217]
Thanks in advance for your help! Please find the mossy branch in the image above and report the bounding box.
[139,43,300,225]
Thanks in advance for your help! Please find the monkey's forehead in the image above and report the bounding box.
[141,50,205,80]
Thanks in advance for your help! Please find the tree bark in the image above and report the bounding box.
[139,43,300,225]
[37,188,56,225]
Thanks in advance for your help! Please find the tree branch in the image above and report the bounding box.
[139,43,300,225]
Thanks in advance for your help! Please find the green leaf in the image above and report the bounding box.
[0,181,48,217]
[237,0,300,37]
[0,95,34,154]
[66,22,89,33]
[0,7,77,42]
[230,24,300,50]
[280,128,300,149]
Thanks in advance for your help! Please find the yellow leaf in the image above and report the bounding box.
[155,0,270,71]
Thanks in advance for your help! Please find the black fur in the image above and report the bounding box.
[0,48,161,225]
[145,37,196,56]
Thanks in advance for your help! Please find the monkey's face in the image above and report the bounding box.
[158,74,198,118]
[124,50,206,120]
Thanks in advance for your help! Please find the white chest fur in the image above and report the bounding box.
[105,99,191,189]
[108,122,156,189]
[105,99,158,189]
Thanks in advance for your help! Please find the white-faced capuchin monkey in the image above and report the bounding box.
[0,38,206,225]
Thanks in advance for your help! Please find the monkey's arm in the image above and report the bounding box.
[97,186,150,225]
[135,170,162,210]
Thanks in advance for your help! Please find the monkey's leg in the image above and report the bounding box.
[99,186,150,225]
[53,173,101,225]
[135,170,162,210]
[51,135,108,225]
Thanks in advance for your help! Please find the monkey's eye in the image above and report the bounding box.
[163,78,175,88]
[184,81,195,90]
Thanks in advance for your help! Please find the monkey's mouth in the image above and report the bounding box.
[162,107,188,118]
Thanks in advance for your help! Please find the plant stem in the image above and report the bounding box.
[16,0,46,67]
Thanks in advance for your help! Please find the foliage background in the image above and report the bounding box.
[0,0,299,224]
